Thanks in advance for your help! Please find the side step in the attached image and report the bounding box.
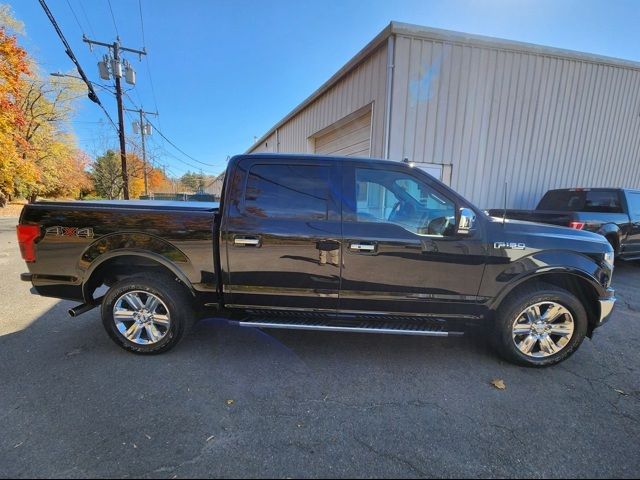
[238,317,464,337]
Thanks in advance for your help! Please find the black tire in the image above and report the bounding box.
[101,274,194,354]
[493,283,588,367]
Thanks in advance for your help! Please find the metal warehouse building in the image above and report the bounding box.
[247,22,640,209]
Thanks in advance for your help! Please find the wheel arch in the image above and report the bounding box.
[599,225,621,254]
[490,269,603,335]
[82,251,195,303]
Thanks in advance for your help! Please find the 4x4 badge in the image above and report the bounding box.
[45,226,94,238]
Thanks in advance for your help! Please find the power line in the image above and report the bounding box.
[106,0,120,38]
[121,91,215,168]
[142,132,215,173]
[145,117,217,167]
[64,0,83,34]
[138,0,147,46]
[137,0,162,129]
[37,0,118,133]
[77,0,97,38]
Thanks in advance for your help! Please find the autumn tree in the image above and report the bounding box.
[0,4,92,204]
[0,4,30,204]
[91,149,171,199]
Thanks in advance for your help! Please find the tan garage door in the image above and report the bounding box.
[314,110,371,157]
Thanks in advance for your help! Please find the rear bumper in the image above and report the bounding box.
[597,288,616,326]
[20,272,83,301]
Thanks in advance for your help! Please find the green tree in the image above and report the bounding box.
[180,171,204,192]
[91,150,124,199]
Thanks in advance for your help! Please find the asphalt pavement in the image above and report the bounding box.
[0,216,639,478]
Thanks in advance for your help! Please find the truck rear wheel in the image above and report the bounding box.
[101,274,194,354]
[493,284,588,367]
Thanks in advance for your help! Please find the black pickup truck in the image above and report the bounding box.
[18,154,616,366]
[488,188,640,260]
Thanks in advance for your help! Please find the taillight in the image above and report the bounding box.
[16,224,40,262]
[569,221,585,230]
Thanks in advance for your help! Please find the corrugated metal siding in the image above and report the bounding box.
[249,44,388,158]
[389,35,640,209]
[314,109,372,157]
[251,131,278,153]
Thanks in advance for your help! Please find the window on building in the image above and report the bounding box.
[244,164,331,220]
[355,168,456,236]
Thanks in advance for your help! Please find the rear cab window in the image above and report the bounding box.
[537,190,623,213]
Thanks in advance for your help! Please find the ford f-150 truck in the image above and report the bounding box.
[488,188,640,259]
[17,154,617,366]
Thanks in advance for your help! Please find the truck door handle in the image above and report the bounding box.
[234,236,260,246]
[350,242,377,253]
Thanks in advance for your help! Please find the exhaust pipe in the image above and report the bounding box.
[68,296,104,318]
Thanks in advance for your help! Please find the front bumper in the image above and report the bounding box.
[597,288,616,326]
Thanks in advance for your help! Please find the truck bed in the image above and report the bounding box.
[29,199,220,213]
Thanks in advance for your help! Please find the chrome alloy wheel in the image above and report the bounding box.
[113,291,171,345]
[512,301,575,358]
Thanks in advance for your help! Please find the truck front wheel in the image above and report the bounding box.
[493,284,588,367]
[101,274,194,354]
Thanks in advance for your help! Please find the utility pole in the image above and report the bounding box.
[83,36,146,199]
[125,107,158,197]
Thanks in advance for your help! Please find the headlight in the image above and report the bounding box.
[604,251,615,270]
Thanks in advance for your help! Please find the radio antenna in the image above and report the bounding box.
[502,181,508,225]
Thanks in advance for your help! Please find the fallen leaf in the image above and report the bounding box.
[144,434,151,440]
[491,379,506,390]
[133,444,137,449]
[226,399,235,406]
[614,389,628,396]
[206,435,215,442]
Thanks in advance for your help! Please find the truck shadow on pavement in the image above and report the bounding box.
[1,262,639,478]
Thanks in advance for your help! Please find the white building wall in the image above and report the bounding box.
[389,34,640,209]
[250,44,389,158]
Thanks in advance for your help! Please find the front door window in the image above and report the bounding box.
[355,168,456,236]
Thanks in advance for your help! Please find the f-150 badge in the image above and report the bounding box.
[494,241,526,250]
[45,226,94,238]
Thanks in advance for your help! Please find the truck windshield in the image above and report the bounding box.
[537,190,623,213]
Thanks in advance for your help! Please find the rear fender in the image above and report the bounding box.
[79,233,195,301]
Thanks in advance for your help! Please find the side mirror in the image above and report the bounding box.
[457,207,476,235]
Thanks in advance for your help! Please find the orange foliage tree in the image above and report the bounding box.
[1,5,92,204]
[0,8,30,203]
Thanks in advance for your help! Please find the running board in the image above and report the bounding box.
[237,317,464,337]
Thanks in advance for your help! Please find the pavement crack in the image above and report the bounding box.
[353,435,427,477]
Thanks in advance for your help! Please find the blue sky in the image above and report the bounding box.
[9,0,640,177]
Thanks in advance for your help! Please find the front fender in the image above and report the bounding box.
[482,249,609,310]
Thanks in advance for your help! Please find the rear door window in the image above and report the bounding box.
[244,164,332,220]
